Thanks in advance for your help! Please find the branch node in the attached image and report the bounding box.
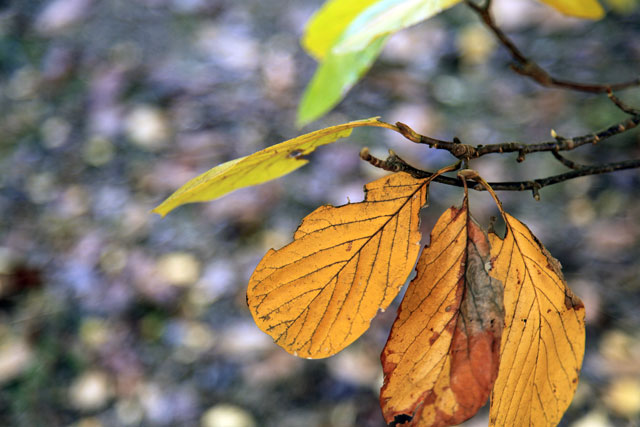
[550,129,572,148]
[517,149,526,163]
[452,144,471,159]
[556,136,577,150]
[361,147,398,172]
[395,122,421,143]
[360,146,434,178]
[521,61,553,86]
[359,147,372,161]
[458,169,480,180]
[531,183,541,201]
[447,138,477,160]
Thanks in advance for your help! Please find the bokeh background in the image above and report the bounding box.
[1,0,640,426]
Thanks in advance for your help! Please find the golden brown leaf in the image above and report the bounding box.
[247,172,433,359]
[488,212,586,426]
[380,196,504,426]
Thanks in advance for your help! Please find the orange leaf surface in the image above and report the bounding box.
[488,213,586,426]
[380,196,504,426]
[247,172,433,359]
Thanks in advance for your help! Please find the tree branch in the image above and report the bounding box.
[395,115,640,160]
[608,90,640,116]
[360,148,640,198]
[464,0,640,93]
[367,3,640,197]
[474,116,640,157]
[551,151,584,170]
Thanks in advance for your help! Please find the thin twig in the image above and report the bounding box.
[360,147,463,176]
[396,115,640,160]
[608,90,640,115]
[360,149,640,194]
[474,116,640,157]
[464,0,640,93]
[551,151,584,170]
[465,0,528,64]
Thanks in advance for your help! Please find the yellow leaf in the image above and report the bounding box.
[488,212,586,426]
[247,172,434,359]
[332,0,463,55]
[380,196,504,426]
[538,0,605,19]
[301,0,380,60]
[152,117,394,217]
[298,0,463,125]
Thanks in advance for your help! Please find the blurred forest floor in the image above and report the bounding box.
[1,0,640,426]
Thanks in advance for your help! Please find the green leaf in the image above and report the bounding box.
[332,0,463,55]
[302,0,380,60]
[152,117,392,217]
[297,37,387,127]
[298,0,463,126]
[538,0,604,19]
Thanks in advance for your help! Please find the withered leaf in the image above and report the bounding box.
[380,196,504,426]
[247,172,435,359]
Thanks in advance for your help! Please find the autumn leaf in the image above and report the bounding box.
[297,38,388,127]
[539,0,604,19]
[487,212,586,426]
[331,0,463,55]
[152,117,395,217]
[298,0,388,126]
[301,0,380,60]
[454,175,588,426]
[380,193,504,426]
[298,0,462,125]
[297,0,603,125]
[246,169,458,359]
